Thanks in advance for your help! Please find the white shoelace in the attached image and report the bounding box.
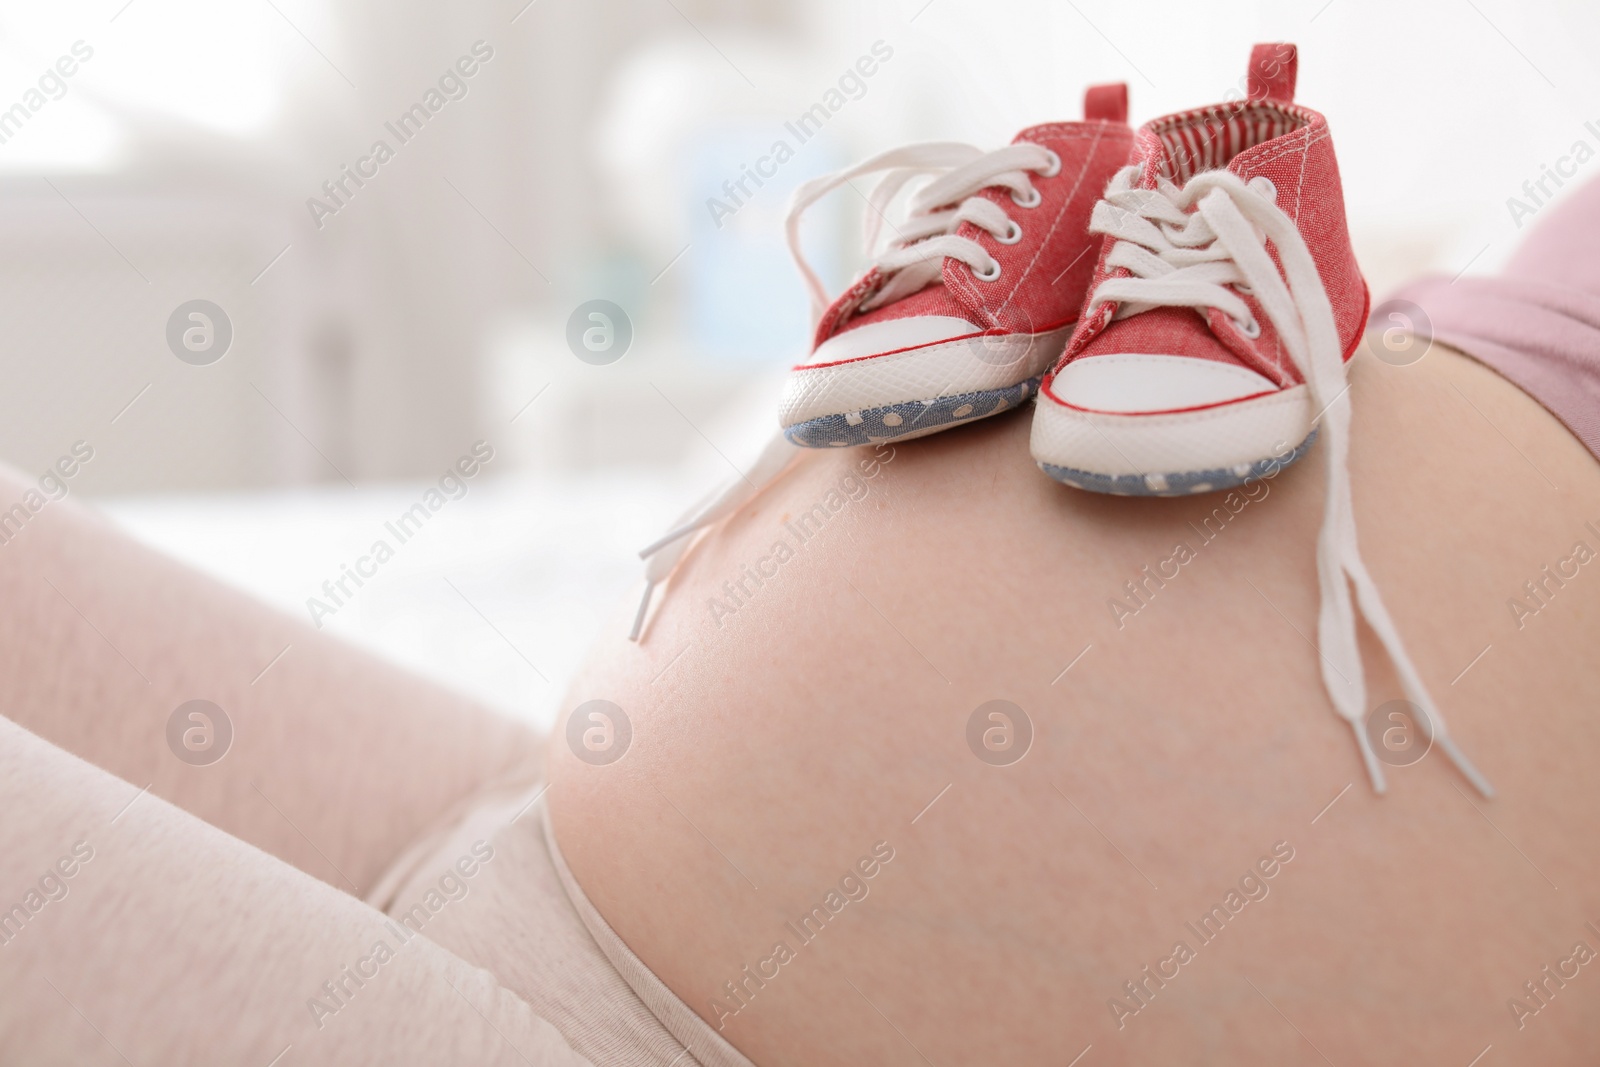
[785,141,1059,323]
[631,142,1059,638]
[1086,164,1493,797]
[630,431,800,640]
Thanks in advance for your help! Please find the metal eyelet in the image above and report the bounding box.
[1011,186,1042,209]
[1037,149,1061,178]
[973,260,1002,282]
[994,220,1023,245]
[1233,316,1262,339]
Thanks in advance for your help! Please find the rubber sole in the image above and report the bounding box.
[783,376,1042,448]
[1038,428,1318,496]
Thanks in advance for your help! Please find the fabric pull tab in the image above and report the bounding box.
[1083,82,1128,125]
[1247,43,1298,102]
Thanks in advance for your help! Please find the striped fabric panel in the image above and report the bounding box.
[1153,104,1306,183]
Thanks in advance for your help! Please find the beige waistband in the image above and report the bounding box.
[541,803,756,1067]
[369,771,755,1067]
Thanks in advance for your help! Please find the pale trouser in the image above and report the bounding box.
[0,460,679,1066]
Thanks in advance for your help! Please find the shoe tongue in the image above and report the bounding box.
[1082,133,1238,367]
[1083,126,1292,377]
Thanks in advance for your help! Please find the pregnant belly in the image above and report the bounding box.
[548,359,1600,1066]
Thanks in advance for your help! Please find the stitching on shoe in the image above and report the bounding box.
[1244,126,1325,170]
[944,238,986,326]
[1222,124,1325,386]
[996,122,1108,321]
[1071,351,1281,385]
[1017,124,1134,141]
[795,324,1076,376]
[1278,127,1317,379]
[1148,101,1319,139]
[1261,124,1322,382]
[1052,385,1307,426]
[950,127,1128,329]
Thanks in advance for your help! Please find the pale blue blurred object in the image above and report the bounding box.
[685,124,845,364]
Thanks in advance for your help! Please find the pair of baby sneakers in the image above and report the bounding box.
[782,44,1362,500]
[639,43,1491,798]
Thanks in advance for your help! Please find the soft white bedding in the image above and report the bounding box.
[102,473,694,732]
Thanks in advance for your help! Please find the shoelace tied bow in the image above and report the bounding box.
[1086,164,1493,797]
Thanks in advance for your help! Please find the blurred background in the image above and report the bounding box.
[1,0,1595,728]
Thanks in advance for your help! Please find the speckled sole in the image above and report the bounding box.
[1039,429,1319,496]
[783,376,1042,448]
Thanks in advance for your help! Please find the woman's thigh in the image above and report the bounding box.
[0,464,537,893]
[0,715,585,1066]
[549,344,1600,1066]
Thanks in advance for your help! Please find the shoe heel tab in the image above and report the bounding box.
[1083,82,1128,125]
[1247,43,1297,102]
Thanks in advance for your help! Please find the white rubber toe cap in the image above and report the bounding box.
[799,315,980,368]
[782,320,1074,429]
[1052,353,1278,414]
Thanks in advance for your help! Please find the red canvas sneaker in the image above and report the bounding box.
[1032,44,1365,493]
[629,88,1133,638]
[1032,44,1493,796]
[779,84,1133,447]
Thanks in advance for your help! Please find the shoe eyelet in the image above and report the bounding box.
[973,260,1002,282]
[994,220,1023,245]
[1010,186,1042,209]
[1250,176,1278,202]
[1233,315,1261,339]
[1037,149,1061,178]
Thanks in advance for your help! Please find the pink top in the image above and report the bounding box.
[1385,176,1600,460]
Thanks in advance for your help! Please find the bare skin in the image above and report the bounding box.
[549,342,1600,1067]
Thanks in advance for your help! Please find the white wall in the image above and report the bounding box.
[0,0,1591,495]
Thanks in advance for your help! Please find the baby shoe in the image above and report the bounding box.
[1031,44,1493,797]
[628,86,1134,637]
[780,84,1133,448]
[1031,45,1363,493]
